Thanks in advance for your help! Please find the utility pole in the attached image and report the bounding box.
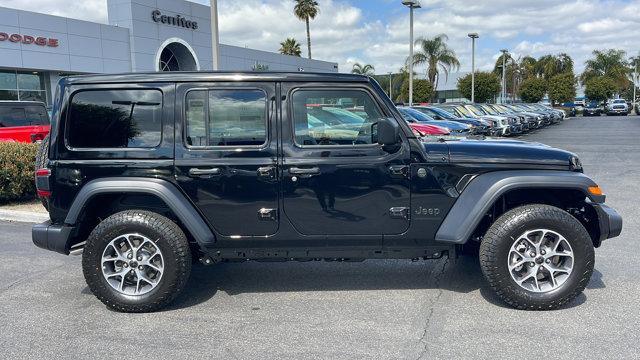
[389,72,393,100]
[500,49,508,104]
[210,0,220,70]
[402,1,421,106]
[467,33,478,103]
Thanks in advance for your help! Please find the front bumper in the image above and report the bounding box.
[608,108,628,114]
[592,203,622,243]
[32,221,76,255]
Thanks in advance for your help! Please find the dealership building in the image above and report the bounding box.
[0,0,338,106]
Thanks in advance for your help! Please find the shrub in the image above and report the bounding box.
[0,142,38,201]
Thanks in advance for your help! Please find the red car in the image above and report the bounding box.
[408,122,450,136]
[0,101,50,143]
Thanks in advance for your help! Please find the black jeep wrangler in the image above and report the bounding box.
[32,72,621,312]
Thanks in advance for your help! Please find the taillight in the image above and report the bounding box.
[31,133,45,143]
[35,168,51,197]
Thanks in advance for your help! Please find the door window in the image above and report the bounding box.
[185,89,267,147]
[291,89,383,146]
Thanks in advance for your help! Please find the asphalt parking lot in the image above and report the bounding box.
[1,115,639,359]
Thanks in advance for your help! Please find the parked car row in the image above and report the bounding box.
[397,102,565,138]
[578,99,635,117]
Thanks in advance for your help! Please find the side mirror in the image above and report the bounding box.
[375,117,400,146]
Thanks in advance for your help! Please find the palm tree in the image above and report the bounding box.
[409,34,460,94]
[294,0,319,59]
[581,49,629,91]
[279,38,302,57]
[351,63,375,76]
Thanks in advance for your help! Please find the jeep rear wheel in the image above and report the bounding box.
[82,210,191,312]
[480,204,594,310]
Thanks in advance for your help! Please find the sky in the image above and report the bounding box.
[1,0,639,76]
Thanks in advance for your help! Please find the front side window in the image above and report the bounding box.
[185,89,267,147]
[292,89,383,146]
[67,89,163,149]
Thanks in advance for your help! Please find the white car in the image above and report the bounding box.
[606,99,629,116]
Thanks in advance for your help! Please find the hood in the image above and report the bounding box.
[433,137,577,168]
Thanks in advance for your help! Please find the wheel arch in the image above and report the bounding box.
[65,177,216,249]
[435,170,603,245]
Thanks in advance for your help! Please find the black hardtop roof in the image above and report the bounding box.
[61,71,371,85]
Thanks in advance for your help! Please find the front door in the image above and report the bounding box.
[280,83,411,245]
[174,82,279,237]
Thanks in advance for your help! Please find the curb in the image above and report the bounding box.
[0,209,49,223]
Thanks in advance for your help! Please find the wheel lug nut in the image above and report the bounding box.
[137,256,143,261]
[127,254,133,259]
[540,250,546,255]
[130,270,135,275]
[138,266,143,270]
[123,263,128,268]
[546,259,551,264]
[529,252,536,257]
[529,262,535,267]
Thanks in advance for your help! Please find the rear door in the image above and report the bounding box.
[174,82,279,237]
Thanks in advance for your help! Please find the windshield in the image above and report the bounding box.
[466,105,486,116]
[613,99,625,104]
[398,107,436,122]
[423,106,459,119]
[451,105,474,117]
[480,104,499,115]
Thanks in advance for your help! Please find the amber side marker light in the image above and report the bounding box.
[588,186,603,196]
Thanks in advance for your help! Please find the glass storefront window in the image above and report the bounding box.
[0,70,18,90]
[0,70,47,104]
[18,72,45,90]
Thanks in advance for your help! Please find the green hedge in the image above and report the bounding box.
[0,142,38,201]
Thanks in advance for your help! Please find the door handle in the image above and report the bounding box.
[257,166,275,177]
[289,167,320,175]
[189,168,221,176]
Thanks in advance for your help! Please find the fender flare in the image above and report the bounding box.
[65,177,215,246]
[434,170,603,244]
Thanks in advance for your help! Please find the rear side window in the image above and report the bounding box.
[0,105,47,127]
[67,89,163,149]
[185,89,267,147]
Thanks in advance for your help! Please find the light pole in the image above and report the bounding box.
[500,49,508,104]
[402,1,421,106]
[389,72,393,100]
[467,33,478,103]
[210,0,220,70]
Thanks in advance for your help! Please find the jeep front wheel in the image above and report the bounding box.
[82,210,192,312]
[480,204,594,310]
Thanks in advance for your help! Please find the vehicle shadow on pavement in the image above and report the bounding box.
[165,255,489,310]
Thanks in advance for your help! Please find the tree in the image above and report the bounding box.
[278,38,302,57]
[351,63,375,76]
[581,49,630,93]
[293,0,319,59]
[457,72,500,103]
[399,78,433,104]
[518,77,547,103]
[409,34,460,96]
[548,73,576,105]
[584,76,617,102]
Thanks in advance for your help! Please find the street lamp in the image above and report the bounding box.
[210,0,220,70]
[467,33,479,103]
[500,49,509,104]
[388,72,393,100]
[402,0,421,106]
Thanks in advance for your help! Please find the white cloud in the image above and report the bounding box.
[1,0,639,77]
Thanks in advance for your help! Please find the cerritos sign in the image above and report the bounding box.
[0,32,58,47]
[151,10,198,30]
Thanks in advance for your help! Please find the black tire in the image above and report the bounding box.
[480,204,594,310]
[82,210,192,312]
[35,134,50,210]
